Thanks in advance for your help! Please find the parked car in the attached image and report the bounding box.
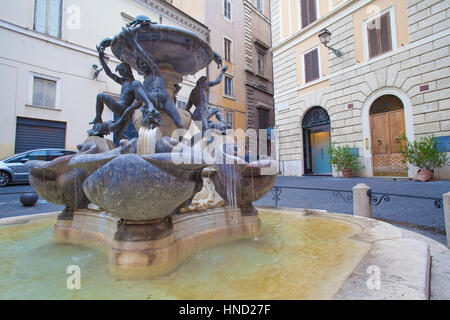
[0,149,76,187]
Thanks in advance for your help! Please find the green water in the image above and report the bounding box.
[0,211,369,300]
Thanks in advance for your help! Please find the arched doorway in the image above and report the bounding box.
[370,94,407,177]
[302,107,332,175]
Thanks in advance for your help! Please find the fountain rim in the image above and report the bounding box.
[0,207,436,300]
[111,24,214,76]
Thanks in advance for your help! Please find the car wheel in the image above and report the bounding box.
[0,171,10,187]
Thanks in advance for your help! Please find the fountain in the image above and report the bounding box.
[0,17,436,300]
[23,17,278,277]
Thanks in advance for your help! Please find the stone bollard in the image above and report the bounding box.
[353,183,372,218]
[444,192,450,248]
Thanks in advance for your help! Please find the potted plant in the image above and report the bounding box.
[327,144,360,178]
[398,134,448,181]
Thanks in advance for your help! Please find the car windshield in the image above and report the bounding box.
[2,153,30,163]
[3,151,47,163]
[2,150,76,163]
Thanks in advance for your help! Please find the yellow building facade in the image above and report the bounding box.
[171,0,275,136]
[271,0,450,178]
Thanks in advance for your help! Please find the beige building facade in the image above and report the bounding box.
[172,0,276,140]
[0,0,209,158]
[172,0,248,131]
[244,0,275,155]
[271,0,450,178]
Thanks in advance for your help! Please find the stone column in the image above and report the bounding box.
[353,183,372,218]
[443,192,450,248]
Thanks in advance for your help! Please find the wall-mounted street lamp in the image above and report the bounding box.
[92,64,103,79]
[92,55,110,80]
[318,28,343,57]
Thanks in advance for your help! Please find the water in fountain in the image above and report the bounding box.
[0,211,370,299]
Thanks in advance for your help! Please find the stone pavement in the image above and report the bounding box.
[255,175,450,245]
[0,183,64,218]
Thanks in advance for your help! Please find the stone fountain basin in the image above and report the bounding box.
[211,158,279,207]
[70,153,206,221]
[111,24,214,76]
[0,207,435,299]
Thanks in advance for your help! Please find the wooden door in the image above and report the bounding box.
[370,109,407,176]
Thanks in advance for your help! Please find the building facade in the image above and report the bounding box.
[244,0,275,155]
[0,0,209,158]
[270,0,450,178]
[172,0,275,144]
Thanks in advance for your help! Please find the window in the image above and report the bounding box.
[32,76,57,108]
[27,150,48,161]
[304,48,320,83]
[224,76,233,97]
[367,12,392,59]
[224,0,232,20]
[300,0,317,28]
[34,0,62,38]
[5,154,31,164]
[225,111,234,128]
[257,51,265,75]
[224,38,232,62]
[47,150,75,160]
[256,0,263,12]
[258,108,270,130]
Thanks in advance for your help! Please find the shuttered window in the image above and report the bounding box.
[225,111,234,128]
[301,0,317,28]
[34,0,62,38]
[367,12,392,58]
[224,0,232,20]
[256,0,263,12]
[224,76,233,97]
[257,51,265,75]
[224,38,232,62]
[32,77,56,108]
[304,48,320,83]
[258,108,270,130]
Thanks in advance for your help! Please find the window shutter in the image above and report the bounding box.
[35,0,47,33]
[367,22,380,58]
[380,13,392,53]
[308,0,317,24]
[304,51,313,82]
[301,0,308,28]
[311,49,319,80]
[32,77,45,106]
[48,0,61,37]
[305,49,319,83]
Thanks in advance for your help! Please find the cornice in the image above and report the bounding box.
[134,0,210,40]
[243,0,271,24]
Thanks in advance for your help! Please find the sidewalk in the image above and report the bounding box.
[255,175,450,245]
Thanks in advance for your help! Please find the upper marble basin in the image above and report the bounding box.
[111,25,213,76]
[68,150,209,221]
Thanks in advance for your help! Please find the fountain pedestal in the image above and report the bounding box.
[54,206,260,277]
